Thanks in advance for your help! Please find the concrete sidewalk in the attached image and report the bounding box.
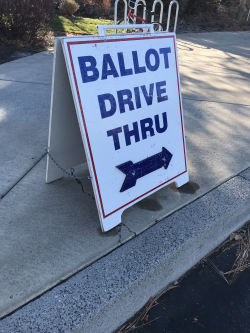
[0,31,249,330]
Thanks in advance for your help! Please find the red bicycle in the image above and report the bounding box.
[118,0,163,32]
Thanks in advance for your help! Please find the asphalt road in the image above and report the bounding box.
[131,234,250,333]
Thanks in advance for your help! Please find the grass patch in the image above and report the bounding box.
[52,16,115,35]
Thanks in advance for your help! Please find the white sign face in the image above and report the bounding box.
[62,33,188,232]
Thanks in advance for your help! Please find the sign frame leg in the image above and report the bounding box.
[173,172,189,188]
[46,38,87,184]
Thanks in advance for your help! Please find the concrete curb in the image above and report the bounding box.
[1,171,250,333]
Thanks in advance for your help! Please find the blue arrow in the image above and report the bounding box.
[116,147,173,192]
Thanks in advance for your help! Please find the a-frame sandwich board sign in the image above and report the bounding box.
[46,29,189,232]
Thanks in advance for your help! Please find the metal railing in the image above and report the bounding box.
[113,0,179,33]
[166,0,179,33]
[151,0,163,31]
[133,0,147,21]
[114,0,128,33]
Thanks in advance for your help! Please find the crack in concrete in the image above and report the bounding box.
[182,97,250,107]
[0,78,51,86]
[122,222,137,238]
[116,225,122,245]
[0,153,47,200]
[117,223,137,245]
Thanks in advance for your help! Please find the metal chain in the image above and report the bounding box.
[117,224,122,244]
[45,148,95,200]
[45,148,91,180]
[70,168,95,200]
[46,149,132,243]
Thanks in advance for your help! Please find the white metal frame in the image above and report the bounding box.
[166,0,179,33]
[114,0,128,33]
[97,24,154,36]
[151,0,164,31]
[113,0,179,33]
[133,0,147,21]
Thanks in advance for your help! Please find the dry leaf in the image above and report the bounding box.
[148,297,154,304]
